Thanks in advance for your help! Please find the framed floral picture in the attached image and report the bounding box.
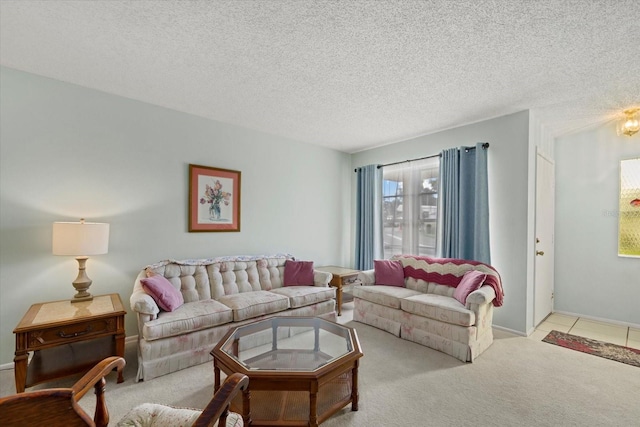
[189,164,241,232]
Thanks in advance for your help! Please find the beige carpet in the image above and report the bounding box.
[2,305,639,426]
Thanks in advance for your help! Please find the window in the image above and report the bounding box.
[382,157,440,259]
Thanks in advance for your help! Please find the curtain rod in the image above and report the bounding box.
[353,142,489,172]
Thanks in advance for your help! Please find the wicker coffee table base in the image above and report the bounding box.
[229,371,354,426]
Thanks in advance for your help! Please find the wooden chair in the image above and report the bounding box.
[0,356,125,427]
[0,356,249,427]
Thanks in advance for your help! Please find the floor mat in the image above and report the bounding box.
[542,330,640,368]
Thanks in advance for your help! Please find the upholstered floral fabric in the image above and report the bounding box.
[353,298,402,336]
[270,286,336,308]
[131,255,336,382]
[400,294,476,327]
[117,402,243,427]
[353,255,500,363]
[141,299,234,341]
[401,310,476,344]
[217,290,290,322]
[136,300,337,382]
[352,285,421,309]
[137,324,234,382]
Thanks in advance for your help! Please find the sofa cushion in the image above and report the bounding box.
[141,274,184,312]
[374,259,405,287]
[453,270,486,305]
[352,285,421,309]
[401,294,476,327]
[269,286,335,308]
[217,290,290,322]
[283,260,314,286]
[142,299,233,341]
[401,311,477,345]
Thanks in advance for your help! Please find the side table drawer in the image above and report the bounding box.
[27,317,117,349]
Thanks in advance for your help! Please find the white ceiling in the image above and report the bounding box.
[1,0,639,153]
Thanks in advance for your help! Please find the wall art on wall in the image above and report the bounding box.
[189,164,241,232]
[619,158,640,257]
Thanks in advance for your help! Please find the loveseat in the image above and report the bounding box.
[353,255,503,362]
[130,254,336,382]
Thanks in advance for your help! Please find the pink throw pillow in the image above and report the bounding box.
[141,274,184,312]
[374,259,405,287]
[284,260,314,286]
[453,270,487,305]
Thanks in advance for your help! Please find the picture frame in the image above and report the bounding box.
[189,164,241,232]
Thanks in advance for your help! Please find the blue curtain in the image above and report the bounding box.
[440,143,490,263]
[355,164,383,270]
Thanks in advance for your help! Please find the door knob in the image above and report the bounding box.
[536,250,544,256]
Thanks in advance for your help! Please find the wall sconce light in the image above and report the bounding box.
[52,219,110,302]
[617,108,639,137]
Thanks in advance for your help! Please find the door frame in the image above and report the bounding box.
[533,149,555,327]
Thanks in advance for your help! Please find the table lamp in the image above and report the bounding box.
[52,218,110,302]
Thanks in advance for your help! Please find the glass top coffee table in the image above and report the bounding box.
[211,316,363,427]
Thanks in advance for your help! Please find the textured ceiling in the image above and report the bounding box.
[1,0,639,153]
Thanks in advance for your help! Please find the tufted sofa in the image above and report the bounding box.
[353,255,503,362]
[130,254,336,382]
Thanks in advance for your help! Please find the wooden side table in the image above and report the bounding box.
[315,266,361,316]
[13,293,126,393]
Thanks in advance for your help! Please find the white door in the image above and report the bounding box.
[534,152,555,326]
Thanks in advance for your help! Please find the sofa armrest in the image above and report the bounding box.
[467,285,496,305]
[130,271,160,319]
[357,269,375,286]
[313,270,332,287]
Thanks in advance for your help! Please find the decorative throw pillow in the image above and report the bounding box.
[453,270,487,305]
[374,259,405,287]
[141,274,184,312]
[283,260,314,286]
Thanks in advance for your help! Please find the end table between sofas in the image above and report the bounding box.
[315,266,360,316]
[13,293,126,393]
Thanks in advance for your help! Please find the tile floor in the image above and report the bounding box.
[529,312,640,349]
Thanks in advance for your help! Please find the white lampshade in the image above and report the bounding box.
[52,220,110,256]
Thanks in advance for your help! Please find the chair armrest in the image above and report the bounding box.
[467,285,496,305]
[72,356,126,400]
[313,270,332,287]
[73,356,126,427]
[357,269,375,286]
[193,373,249,427]
[0,357,126,427]
[131,271,160,318]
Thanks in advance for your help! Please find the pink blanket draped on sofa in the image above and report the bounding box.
[395,255,504,307]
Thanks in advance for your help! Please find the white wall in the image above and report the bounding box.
[554,123,640,326]
[0,67,352,365]
[8,63,633,369]
[351,111,532,334]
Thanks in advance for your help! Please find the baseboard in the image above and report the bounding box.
[492,324,528,337]
[0,335,139,371]
[552,310,640,330]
